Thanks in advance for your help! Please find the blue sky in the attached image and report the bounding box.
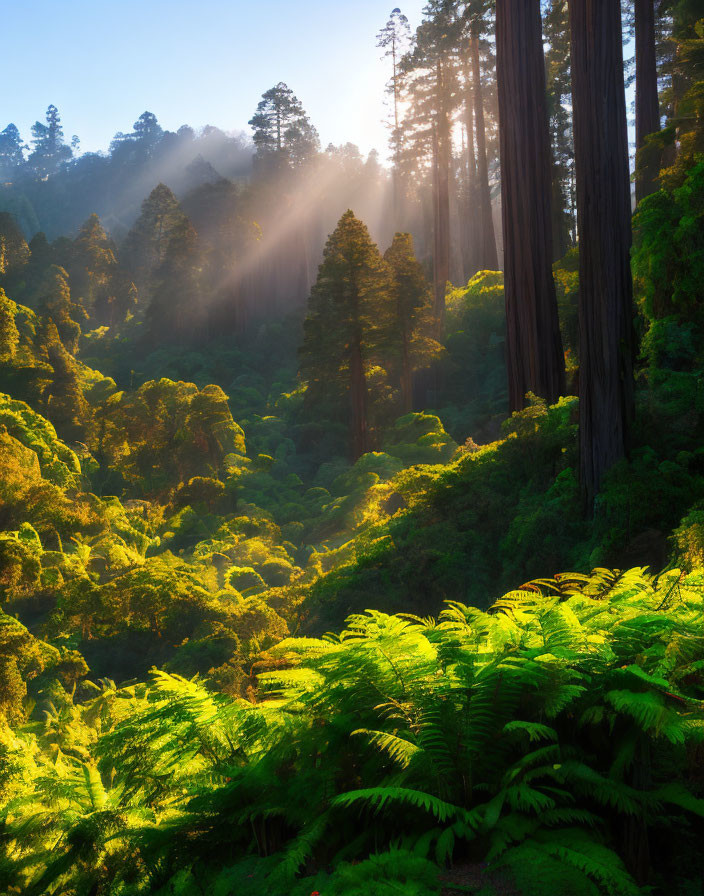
[4,0,427,157]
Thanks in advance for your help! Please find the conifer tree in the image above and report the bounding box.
[0,125,25,179]
[0,213,30,282]
[249,83,320,171]
[146,218,203,344]
[384,232,437,413]
[543,0,576,256]
[635,0,661,202]
[300,211,394,459]
[36,265,86,355]
[570,0,635,508]
[121,184,188,297]
[71,214,137,327]
[377,8,412,228]
[496,0,565,411]
[27,105,72,178]
[41,319,91,443]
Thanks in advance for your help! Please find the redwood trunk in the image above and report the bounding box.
[635,0,661,202]
[570,0,635,509]
[471,32,499,272]
[496,0,566,413]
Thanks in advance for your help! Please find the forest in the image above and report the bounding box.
[1,0,704,893]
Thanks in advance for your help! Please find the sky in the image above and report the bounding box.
[4,0,427,159]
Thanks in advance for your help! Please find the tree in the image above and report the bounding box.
[570,0,635,509]
[70,215,137,327]
[146,218,203,344]
[300,211,394,459]
[401,9,458,335]
[40,319,92,442]
[27,105,72,178]
[543,0,576,256]
[384,232,438,412]
[121,184,188,296]
[465,1,499,271]
[0,213,30,282]
[0,125,25,180]
[0,290,20,361]
[496,0,565,412]
[249,83,320,171]
[635,0,661,201]
[36,265,87,355]
[377,8,412,227]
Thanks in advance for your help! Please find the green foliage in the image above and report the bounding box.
[4,568,704,894]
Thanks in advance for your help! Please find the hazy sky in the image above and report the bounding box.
[4,0,427,158]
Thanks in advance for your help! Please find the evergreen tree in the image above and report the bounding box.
[0,213,30,282]
[249,83,320,171]
[121,184,188,296]
[0,125,25,180]
[71,214,137,327]
[36,265,86,355]
[384,232,438,413]
[27,105,72,178]
[41,319,91,442]
[300,211,394,459]
[635,0,661,201]
[570,0,635,508]
[496,0,565,411]
[400,7,459,335]
[543,0,576,256]
[146,218,203,344]
[377,8,412,228]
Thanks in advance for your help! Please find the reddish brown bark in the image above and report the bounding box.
[635,0,661,202]
[496,0,566,412]
[471,32,499,272]
[570,0,635,509]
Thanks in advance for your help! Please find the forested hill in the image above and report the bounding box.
[2,1,704,894]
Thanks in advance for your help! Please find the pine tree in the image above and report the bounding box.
[300,211,394,459]
[384,232,438,413]
[570,0,635,508]
[249,83,320,172]
[496,0,565,411]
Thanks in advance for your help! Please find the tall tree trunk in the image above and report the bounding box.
[570,0,635,510]
[497,0,566,412]
[432,60,451,338]
[350,326,368,460]
[635,0,661,202]
[463,54,480,279]
[471,31,499,271]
